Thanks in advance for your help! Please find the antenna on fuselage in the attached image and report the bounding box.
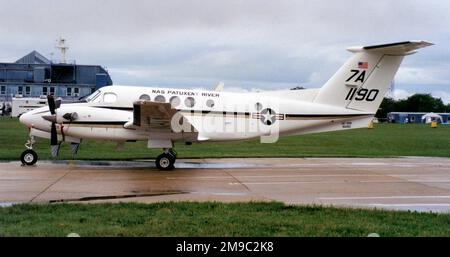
[214,82,224,91]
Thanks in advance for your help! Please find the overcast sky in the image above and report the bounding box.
[0,0,449,102]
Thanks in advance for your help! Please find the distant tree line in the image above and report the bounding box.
[376,94,450,119]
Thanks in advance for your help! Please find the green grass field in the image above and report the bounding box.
[1,202,450,237]
[1,117,450,160]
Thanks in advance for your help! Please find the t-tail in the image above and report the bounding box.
[313,41,433,113]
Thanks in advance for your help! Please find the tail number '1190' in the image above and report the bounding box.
[345,88,379,101]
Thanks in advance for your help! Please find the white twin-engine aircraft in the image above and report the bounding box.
[19,41,432,170]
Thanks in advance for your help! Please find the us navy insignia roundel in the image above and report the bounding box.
[260,108,276,125]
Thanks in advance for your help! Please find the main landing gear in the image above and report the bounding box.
[20,136,38,166]
[155,149,177,170]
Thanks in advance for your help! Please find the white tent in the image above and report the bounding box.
[421,113,443,123]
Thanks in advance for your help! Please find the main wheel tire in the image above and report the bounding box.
[20,149,38,166]
[155,153,175,170]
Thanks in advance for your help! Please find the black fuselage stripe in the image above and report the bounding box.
[285,114,372,118]
[93,106,133,111]
[180,110,251,116]
[69,121,126,125]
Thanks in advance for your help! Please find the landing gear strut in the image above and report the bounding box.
[20,136,38,166]
[155,149,177,170]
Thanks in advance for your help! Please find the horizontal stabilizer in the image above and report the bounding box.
[347,40,434,55]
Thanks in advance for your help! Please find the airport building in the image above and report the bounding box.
[0,49,113,103]
[388,112,450,124]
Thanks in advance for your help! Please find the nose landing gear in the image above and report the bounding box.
[20,136,38,166]
[155,149,177,170]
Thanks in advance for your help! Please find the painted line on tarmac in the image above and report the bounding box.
[360,180,450,183]
[231,180,450,186]
[229,181,350,185]
[319,195,450,200]
[0,202,15,207]
[369,203,450,207]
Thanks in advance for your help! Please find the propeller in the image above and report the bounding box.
[46,96,59,157]
[43,96,78,157]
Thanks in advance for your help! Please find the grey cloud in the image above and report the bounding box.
[0,0,449,93]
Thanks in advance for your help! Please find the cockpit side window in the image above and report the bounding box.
[86,90,101,103]
[103,92,117,103]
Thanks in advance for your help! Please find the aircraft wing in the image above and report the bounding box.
[124,101,197,133]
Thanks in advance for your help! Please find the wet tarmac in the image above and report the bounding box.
[1,157,450,213]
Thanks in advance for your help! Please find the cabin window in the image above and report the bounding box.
[206,99,215,108]
[103,92,117,103]
[42,86,48,95]
[49,87,55,95]
[67,87,72,96]
[255,102,263,111]
[155,95,166,102]
[170,96,180,107]
[25,86,31,95]
[18,86,23,95]
[74,87,79,96]
[139,94,150,101]
[185,97,195,108]
[0,86,5,95]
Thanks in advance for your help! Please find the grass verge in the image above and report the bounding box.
[1,202,450,237]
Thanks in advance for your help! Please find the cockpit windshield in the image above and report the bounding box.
[85,90,102,103]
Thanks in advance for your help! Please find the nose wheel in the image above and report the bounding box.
[155,149,177,170]
[21,135,38,166]
[20,149,38,166]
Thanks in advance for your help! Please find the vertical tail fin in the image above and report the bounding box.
[313,41,433,113]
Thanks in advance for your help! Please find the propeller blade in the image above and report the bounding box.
[55,98,62,109]
[47,95,56,115]
[50,122,58,145]
[51,144,60,158]
[50,122,60,157]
